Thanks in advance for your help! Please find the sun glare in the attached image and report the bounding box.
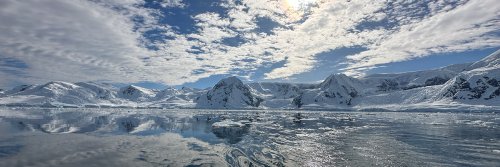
[282,0,318,21]
[286,0,317,11]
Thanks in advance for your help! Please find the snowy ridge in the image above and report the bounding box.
[247,82,306,109]
[294,74,361,109]
[0,82,202,108]
[437,65,500,106]
[469,49,500,69]
[1,50,499,110]
[151,87,207,109]
[195,77,262,109]
[359,63,470,94]
[355,50,500,110]
[0,81,130,107]
[118,85,156,102]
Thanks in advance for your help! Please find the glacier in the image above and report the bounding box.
[1,50,499,111]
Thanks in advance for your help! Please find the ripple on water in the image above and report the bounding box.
[0,108,499,166]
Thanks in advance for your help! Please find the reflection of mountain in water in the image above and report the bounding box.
[211,120,250,144]
[1,108,500,166]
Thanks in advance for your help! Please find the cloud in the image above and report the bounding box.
[344,0,500,76]
[0,0,498,88]
[226,0,499,79]
[264,0,389,79]
[189,13,236,43]
[0,0,207,87]
[0,0,154,85]
[160,0,186,8]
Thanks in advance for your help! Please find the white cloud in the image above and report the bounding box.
[0,0,149,84]
[219,0,499,79]
[0,0,192,86]
[344,0,500,76]
[160,0,186,8]
[189,13,236,44]
[0,0,498,88]
[257,0,389,79]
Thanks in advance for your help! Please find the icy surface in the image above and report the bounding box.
[0,108,499,166]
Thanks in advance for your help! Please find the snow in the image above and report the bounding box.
[195,76,261,109]
[118,85,156,102]
[212,120,245,128]
[298,74,362,106]
[359,63,470,94]
[469,49,500,69]
[1,50,499,111]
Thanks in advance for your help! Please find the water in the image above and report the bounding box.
[0,108,499,167]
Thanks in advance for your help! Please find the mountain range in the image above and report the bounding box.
[1,50,499,111]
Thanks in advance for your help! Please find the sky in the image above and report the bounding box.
[0,0,499,89]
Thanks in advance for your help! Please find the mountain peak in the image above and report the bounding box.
[293,73,361,107]
[319,73,360,90]
[121,85,149,92]
[196,76,261,108]
[469,49,500,69]
[213,76,244,89]
[42,81,79,89]
[118,85,155,101]
[1,50,499,109]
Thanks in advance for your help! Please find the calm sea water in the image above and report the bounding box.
[0,108,499,167]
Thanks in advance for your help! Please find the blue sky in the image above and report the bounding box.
[0,0,498,89]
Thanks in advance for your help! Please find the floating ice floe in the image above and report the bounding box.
[212,120,250,144]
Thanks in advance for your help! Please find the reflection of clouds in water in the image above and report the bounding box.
[0,145,22,158]
[0,132,227,167]
[0,108,499,166]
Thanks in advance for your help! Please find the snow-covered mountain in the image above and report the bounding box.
[468,49,500,69]
[355,50,500,110]
[247,82,307,108]
[0,81,127,107]
[118,85,156,102]
[436,50,500,106]
[0,81,206,108]
[3,84,36,95]
[292,74,361,108]
[195,77,262,108]
[1,50,499,110]
[151,87,207,108]
[439,69,499,102]
[359,63,470,94]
